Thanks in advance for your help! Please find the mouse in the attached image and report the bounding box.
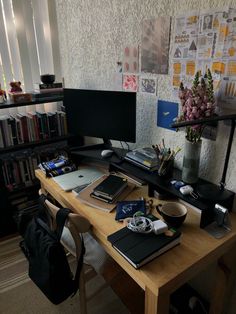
[101,149,114,158]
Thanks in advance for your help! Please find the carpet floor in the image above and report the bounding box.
[0,235,133,314]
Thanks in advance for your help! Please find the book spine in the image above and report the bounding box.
[36,88,63,93]
[0,127,4,148]
[0,120,6,147]
[9,117,18,145]
[19,115,29,143]
[34,82,63,89]
[15,118,24,144]
[2,118,11,146]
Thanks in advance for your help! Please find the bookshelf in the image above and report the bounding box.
[0,95,81,238]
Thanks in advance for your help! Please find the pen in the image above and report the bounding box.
[162,138,165,149]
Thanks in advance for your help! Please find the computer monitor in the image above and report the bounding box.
[63,88,136,148]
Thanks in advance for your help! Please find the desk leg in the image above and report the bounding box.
[209,249,236,314]
[145,287,169,314]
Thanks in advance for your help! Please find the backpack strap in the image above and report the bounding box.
[56,208,86,295]
[56,208,71,238]
[72,236,85,295]
[39,200,85,294]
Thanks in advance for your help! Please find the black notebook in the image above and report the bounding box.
[107,226,181,269]
[93,174,128,201]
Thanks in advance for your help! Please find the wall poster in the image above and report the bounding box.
[171,7,236,112]
[141,17,171,74]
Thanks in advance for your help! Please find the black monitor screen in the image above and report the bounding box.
[63,88,136,143]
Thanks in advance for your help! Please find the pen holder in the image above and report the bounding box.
[157,157,174,177]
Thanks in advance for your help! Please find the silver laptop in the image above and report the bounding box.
[53,167,104,191]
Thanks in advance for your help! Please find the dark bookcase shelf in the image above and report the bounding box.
[0,134,74,153]
[0,95,76,238]
[0,96,63,109]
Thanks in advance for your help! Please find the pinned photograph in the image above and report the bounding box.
[141,17,171,74]
[157,100,178,131]
[140,77,157,94]
[123,46,139,73]
[123,74,138,92]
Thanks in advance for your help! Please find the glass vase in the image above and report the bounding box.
[182,139,202,184]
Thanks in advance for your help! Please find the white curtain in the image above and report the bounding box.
[0,0,61,93]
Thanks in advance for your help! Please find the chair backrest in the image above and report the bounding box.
[39,189,91,259]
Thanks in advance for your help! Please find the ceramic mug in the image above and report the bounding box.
[156,202,187,228]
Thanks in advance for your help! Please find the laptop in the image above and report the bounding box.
[53,167,104,191]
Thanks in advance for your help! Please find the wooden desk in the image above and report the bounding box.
[36,169,236,314]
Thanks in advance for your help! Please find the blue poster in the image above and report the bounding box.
[157,100,178,131]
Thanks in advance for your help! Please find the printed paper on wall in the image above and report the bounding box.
[123,46,139,73]
[141,17,171,74]
[123,74,138,92]
[157,100,178,131]
[140,77,157,94]
[171,7,236,112]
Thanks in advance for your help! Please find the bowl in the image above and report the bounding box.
[40,74,55,84]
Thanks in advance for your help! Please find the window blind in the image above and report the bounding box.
[0,0,61,93]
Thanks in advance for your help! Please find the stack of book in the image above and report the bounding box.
[124,147,158,171]
[32,82,63,100]
[90,174,128,203]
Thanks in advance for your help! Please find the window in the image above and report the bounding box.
[0,0,61,93]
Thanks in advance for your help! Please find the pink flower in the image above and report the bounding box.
[178,70,215,143]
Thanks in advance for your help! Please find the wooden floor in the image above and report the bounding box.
[1,233,144,313]
[102,259,144,314]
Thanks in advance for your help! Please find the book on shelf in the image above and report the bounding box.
[0,127,4,148]
[125,147,158,171]
[107,226,181,269]
[34,82,63,90]
[16,113,29,143]
[0,115,12,146]
[31,91,63,101]
[92,174,128,202]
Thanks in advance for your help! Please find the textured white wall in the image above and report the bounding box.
[55,1,236,310]
[55,0,236,195]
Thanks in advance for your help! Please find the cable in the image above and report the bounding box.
[127,213,168,235]
[127,215,153,234]
[188,296,208,314]
[120,141,130,151]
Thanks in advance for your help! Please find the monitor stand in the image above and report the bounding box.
[70,139,112,152]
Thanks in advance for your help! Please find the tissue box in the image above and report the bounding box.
[8,92,32,103]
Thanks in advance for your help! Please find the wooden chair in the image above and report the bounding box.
[38,189,97,314]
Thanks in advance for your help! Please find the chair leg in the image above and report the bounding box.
[79,265,87,314]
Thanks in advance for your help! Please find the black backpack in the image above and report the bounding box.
[20,206,85,305]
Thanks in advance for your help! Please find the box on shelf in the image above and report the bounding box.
[8,92,32,103]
